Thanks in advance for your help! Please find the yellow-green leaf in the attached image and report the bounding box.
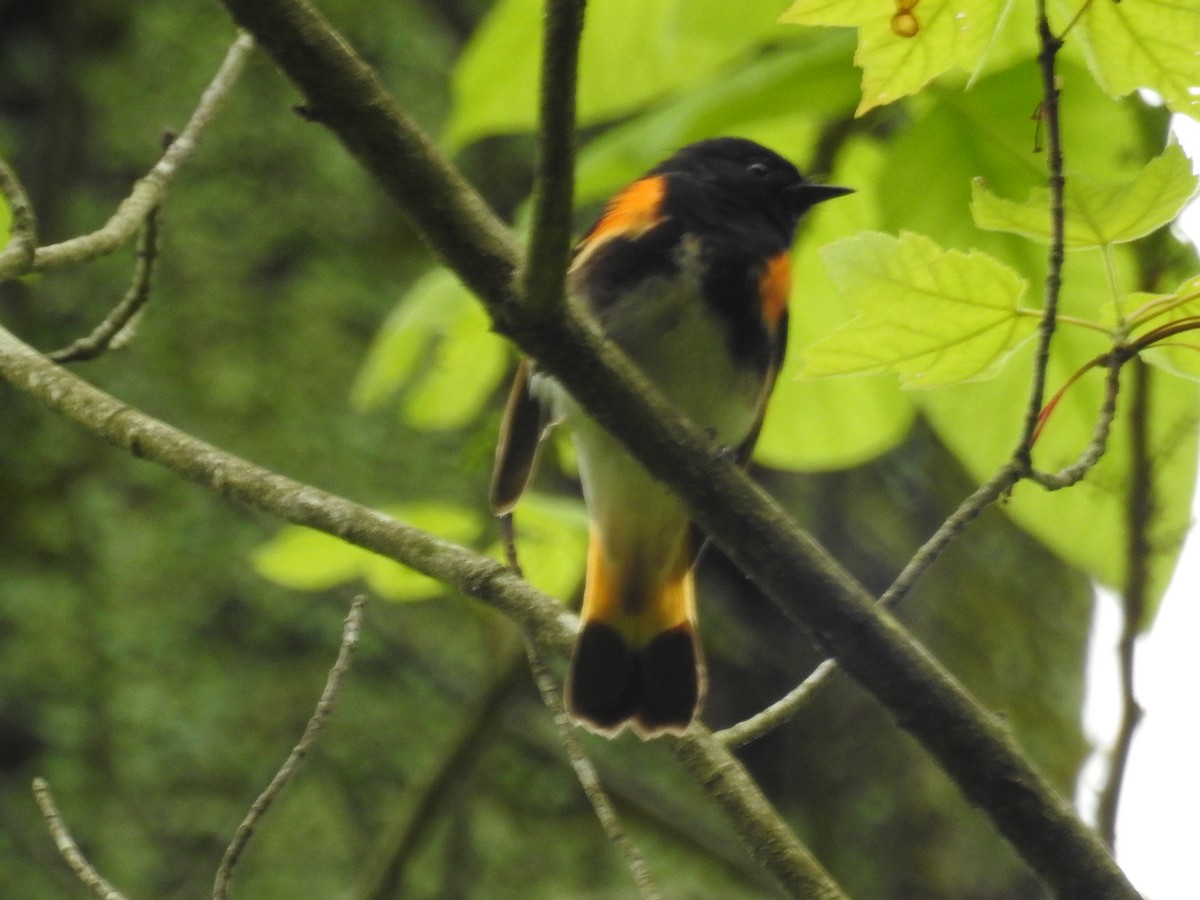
[573,37,859,204]
[401,300,509,430]
[252,503,483,602]
[781,0,1009,115]
[352,268,509,431]
[1077,0,1200,118]
[351,269,467,411]
[799,231,1034,387]
[971,143,1200,249]
[252,525,370,591]
[1127,274,1200,382]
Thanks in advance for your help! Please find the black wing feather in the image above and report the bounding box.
[490,359,551,515]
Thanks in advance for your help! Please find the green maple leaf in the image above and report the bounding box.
[800,231,1036,386]
[1076,0,1200,119]
[971,143,1200,249]
[781,0,1010,114]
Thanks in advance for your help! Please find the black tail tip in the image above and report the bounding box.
[566,621,705,739]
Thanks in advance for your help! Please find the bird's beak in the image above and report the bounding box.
[791,182,855,208]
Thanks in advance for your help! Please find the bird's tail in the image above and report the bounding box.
[565,529,704,738]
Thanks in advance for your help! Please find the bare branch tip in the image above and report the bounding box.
[32,777,130,900]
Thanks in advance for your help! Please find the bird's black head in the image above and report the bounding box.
[652,137,851,245]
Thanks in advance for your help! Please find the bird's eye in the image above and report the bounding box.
[747,161,771,178]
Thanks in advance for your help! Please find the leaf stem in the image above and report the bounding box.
[1016,307,1113,335]
[1125,288,1200,331]
[1102,245,1126,327]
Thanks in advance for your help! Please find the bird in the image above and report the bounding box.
[490,137,851,738]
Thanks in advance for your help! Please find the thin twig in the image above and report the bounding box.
[0,155,37,276]
[0,32,254,281]
[213,595,365,900]
[31,778,130,900]
[1018,1,1067,464]
[1029,350,1124,490]
[49,205,161,363]
[522,635,662,900]
[717,658,838,748]
[1095,361,1152,848]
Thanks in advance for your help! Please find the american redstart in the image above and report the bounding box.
[491,137,851,738]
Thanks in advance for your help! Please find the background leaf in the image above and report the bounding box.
[781,0,1012,115]
[498,492,589,600]
[253,503,482,602]
[572,36,860,203]
[800,230,1035,386]
[972,143,1200,249]
[1076,0,1200,119]
[1130,274,1200,382]
[352,268,510,430]
[351,268,468,411]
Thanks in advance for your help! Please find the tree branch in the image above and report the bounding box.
[666,729,847,898]
[49,205,161,363]
[0,33,254,282]
[32,778,130,900]
[521,0,587,317]
[1017,2,1067,462]
[1029,350,1124,490]
[213,594,365,900]
[218,0,519,313]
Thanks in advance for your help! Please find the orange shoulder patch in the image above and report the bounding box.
[577,175,668,261]
[758,251,792,326]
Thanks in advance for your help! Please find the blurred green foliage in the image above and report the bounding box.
[0,0,1196,897]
